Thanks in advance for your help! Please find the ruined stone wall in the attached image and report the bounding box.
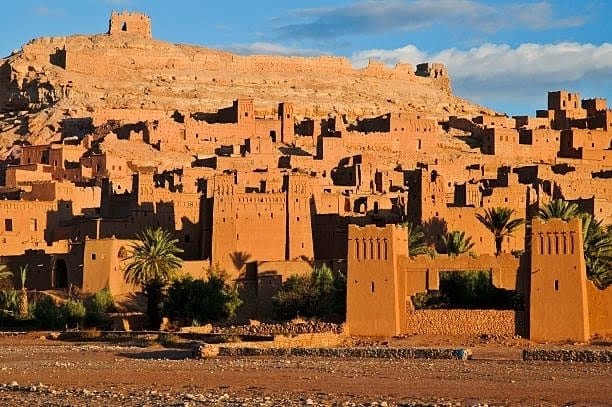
[405,309,525,336]
[108,11,151,38]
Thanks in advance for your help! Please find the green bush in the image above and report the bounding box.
[411,270,523,310]
[0,290,20,315]
[61,299,86,328]
[32,296,64,329]
[32,297,87,329]
[272,264,346,320]
[164,265,242,323]
[85,288,115,325]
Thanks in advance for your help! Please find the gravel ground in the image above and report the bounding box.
[0,338,610,406]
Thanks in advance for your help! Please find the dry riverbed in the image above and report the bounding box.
[0,334,609,406]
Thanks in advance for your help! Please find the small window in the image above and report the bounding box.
[554,280,559,291]
[30,218,38,232]
[244,112,248,117]
[371,282,375,293]
[91,254,96,261]
[4,219,13,232]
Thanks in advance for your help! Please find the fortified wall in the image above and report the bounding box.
[346,219,612,341]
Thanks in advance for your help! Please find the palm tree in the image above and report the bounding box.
[123,227,183,329]
[18,265,28,317]
[476,207,525,255]
[401,222,431,257]
[441,231,475,256]
[580,214,612,288]
[0,265,12,281]
[537,199,580,221]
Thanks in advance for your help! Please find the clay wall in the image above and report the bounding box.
[22,181,101,217]
[5,164,52,187]
[0,200,66,255]
[82,238,136,295]
[548,91,585,116]
[405,310,525,336]
[286,174,315,261]
[586,281,612,336]
[514,116,551,130]
[0,247,78,290]
[399,253,521,296]
[211,176,286,277]
[555,178,612,202]
[581,98,607,116]
[108,11,151,38]
[474,115,516,128]
[415,63,451,91]
[561,129,612,154]
[346,224,408,336]
[530,218,589,342]
[20,145,50,165]
[519,128,560,153]
[481,128,518,155]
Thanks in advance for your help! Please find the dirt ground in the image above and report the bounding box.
[0,333,610,406]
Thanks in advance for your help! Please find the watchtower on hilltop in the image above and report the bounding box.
[108,11,152,38]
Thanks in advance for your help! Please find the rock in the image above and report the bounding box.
[192,343,219,359]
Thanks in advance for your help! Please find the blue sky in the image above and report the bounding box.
[1,0,610,115]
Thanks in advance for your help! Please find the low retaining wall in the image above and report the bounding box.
[405,309,526,336]
[523,349,612,363]
[216,347,471,360]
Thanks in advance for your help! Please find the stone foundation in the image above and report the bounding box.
[217,346,471,360]
[405,309,526,336]
[523,349,612,363]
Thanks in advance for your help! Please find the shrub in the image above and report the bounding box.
[32,296,64,329]
[0,290,20,315]
[164,265,242,323]
[32,297,87,329]
[410,270,523,310]
[272,264,346,320]
[85,288,115,325]
[61,299,86,328]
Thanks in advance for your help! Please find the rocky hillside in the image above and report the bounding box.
[0,30,494,157]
